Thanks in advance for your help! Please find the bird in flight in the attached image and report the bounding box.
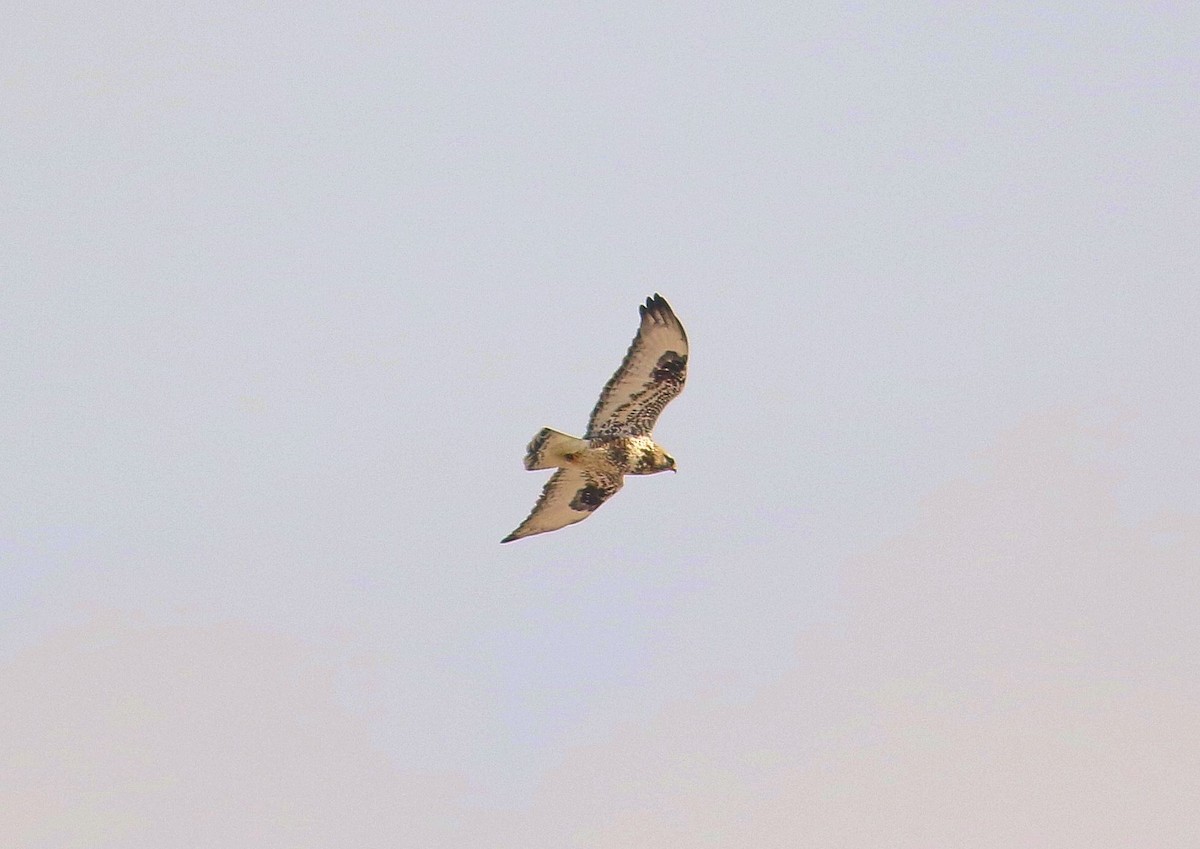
[502,294,689,543]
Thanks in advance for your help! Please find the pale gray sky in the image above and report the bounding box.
[3,2,1198,846]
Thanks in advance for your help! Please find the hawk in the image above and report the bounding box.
[502,294,689,543]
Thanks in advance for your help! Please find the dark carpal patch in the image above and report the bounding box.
[651,351,687,384]
[570,484,609,512]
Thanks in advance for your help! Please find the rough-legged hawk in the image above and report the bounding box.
[502,294,688,543]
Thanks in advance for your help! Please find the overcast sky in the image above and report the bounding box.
[4,2,1199,846]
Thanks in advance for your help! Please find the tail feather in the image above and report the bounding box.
[524,428,587,470]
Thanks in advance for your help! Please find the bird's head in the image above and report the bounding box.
[633,442,678,475]
[651,449,676,474]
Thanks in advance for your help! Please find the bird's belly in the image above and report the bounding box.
[579,436,655,474]
[564,448,621,475]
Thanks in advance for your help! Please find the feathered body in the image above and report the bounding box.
[502,294,688,543]
[522,429,674,477]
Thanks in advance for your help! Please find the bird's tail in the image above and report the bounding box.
[523,428,588,470]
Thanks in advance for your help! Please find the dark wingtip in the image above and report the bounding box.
[640,293,672,320]
[500,534,517,544]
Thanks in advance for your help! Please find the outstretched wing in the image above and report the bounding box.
[501,468,624,543]
[585,294,688,439]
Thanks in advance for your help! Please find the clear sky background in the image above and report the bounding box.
[4,2,1198,846]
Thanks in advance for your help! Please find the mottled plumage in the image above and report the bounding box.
[502,294,688,543]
